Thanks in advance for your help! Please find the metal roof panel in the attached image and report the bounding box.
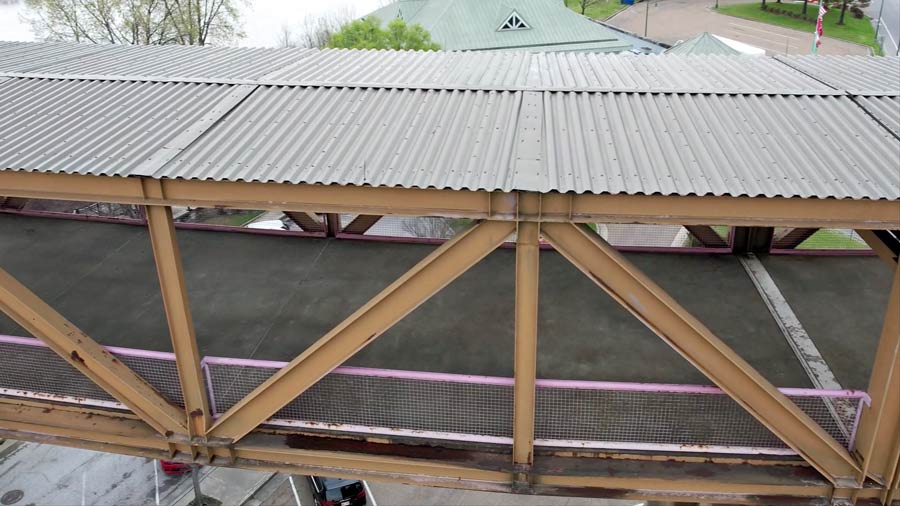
[776,55,900,95]
[0,78,238,176]
[543,93,900,199]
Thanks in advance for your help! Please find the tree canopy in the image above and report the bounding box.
[25,0,243,45]
[328,17,440,51]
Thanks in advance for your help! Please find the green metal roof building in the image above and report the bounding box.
[666,32,741,56]
[365,0,633,52]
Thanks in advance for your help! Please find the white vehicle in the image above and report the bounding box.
[247,219,288,230]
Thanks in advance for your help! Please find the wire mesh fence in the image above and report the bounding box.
[533,381,863,454]
[204,358,514,441]
[0,335,869,456]
[0,198,144,221]
[0,335,183,408]
[771,227,871,251]
[201,354,867,455]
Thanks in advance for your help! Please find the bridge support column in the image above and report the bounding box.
[145,196,212,440]
[856,264,900,494]
[541,222,862,486]
[513,194,540,485]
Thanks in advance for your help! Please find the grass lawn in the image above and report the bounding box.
[565,0,628,20]
[201,210,265,227]
[717,2,880,53]
[798,229,869,249]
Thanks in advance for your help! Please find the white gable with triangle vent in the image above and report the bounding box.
[498,11,530,31]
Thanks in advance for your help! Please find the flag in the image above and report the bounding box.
[812,1,828,54]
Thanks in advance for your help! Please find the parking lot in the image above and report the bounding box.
[607,0,871,54]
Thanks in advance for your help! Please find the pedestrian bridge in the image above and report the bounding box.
[0,42,899,505]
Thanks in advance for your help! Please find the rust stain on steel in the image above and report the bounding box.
[283,434,493,464]
[190,409,204,418]
[70,350,86,365]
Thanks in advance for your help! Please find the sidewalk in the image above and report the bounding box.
[607,0,871,55]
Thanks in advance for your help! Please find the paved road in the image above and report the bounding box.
[607,0,871,54]
[0,439,272,506]
[867,0,900,54]
[265,476,643,506]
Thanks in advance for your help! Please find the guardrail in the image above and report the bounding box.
[0,335,869,456]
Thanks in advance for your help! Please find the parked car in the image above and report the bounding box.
[159,460,192,475]
[308,476,367,506]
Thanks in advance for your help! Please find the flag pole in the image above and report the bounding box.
[812,0,826,54]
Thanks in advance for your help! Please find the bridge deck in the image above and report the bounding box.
[0,213,890,390]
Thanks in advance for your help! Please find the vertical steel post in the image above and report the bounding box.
[513,216,540,472]
[856,264,900,485]
[145,199,212,438]
[644,0,650,36]
[190,464,204,506]
[325,213,341,237]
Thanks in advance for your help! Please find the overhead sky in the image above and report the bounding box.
[0,0,384,47]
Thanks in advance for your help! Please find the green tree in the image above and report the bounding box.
[328,17,440,51]
[25,0,242,45]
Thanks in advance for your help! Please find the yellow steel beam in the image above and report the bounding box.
[145,200,212,437]
[540,222,862,486]
[208,220,516,442]
[284,211,325,233]
[2,398,893,505]
[2,172,899,229]
[341,215,383,235]
[0,269,187,435]
[857,230,900,267]
[513,217,540,469]
[856,264,900,486]
[544,193,900,230]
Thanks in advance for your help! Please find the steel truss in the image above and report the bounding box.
[1,172,899,505]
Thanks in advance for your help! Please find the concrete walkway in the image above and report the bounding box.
[608,0,871,55]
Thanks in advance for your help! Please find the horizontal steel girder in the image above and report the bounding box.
[1,171,899,229]
[0,399,892,505]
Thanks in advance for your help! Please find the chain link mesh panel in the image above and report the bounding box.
[772,228,871,251]
[0,336,184,408]
[204,360,514,440]
[0,336,868,456]
[203,356,866,455]
[534,384,862,453]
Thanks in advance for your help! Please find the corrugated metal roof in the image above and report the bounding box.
[0,41,315,81]
[524,53,833,94]
[261,49,533,88]
[0,43,836,94]
[145,87,898,199]
[775,55,900,96]
[0,43,898,201]
[367,0,632,52]
[0,78,237,176]
[150,87,523,190]
[854,96,900,138]
[541,93,899,198]
[666,33,741,56]
[0,41,109,72]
